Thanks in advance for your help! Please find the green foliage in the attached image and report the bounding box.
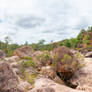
[21,72,38,85]
[0,40,20,56]
[0,26,92,56]
[75,52,85,68]
[20,57,38,85]
[84,34,91,40]
[82,34,91,44]
[61,54,72,64]
[25,73,38,85]
[37,51,51,65]
[51,53,58,67]
[23,57,33,60]
[21,58,36,68]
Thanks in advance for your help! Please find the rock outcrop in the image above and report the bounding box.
[70,58,92,92]
[5,56,20,63]
[18,81,32,91]
[14,46,34,58]
[29,78,85,92]
[52,46,79,80]
[0,61,23,92]
[41,66,64,84]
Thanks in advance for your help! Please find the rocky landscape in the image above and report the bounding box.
[0,45,92,92]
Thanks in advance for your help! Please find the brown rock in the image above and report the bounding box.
[52,46,78,80]
[41,66,64,85]
[5,56,20,63]
[69,58,92,92]
[14,46,34,58]
[0,61,23,92]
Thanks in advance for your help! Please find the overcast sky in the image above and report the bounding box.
[0,0,92,44]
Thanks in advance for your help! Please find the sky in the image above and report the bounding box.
[0,0,92,44]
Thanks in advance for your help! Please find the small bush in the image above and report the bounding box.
[22,60,36,68]
[20,57,37,75]
[74,52,85,68]
[61,54,72,64]
[21,72,38,85]
[21,57,37,68]
[37,51,51,66]
[23,57,33,60]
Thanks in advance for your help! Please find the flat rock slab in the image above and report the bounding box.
[29,78,85,92]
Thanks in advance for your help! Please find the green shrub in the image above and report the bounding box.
[51,53,58,67]
[21,60,36,68]
[21,72,38,85]
[75,52,85,68]
[37,51,51,65]
[61,54,72,64]
[20,57,37,75]
[23,57,33,60]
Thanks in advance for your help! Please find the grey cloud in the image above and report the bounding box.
[0,0,92,44]
[16,16,45,29]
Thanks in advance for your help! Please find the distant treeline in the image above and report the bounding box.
[1,26,92,56]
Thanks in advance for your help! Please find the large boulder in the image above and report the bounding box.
[14,46,34,58]
[69,58,92,92]
[18,81,32,91]
[52,46,79,80]
[5,56,20,63]
[0,61,23,92]
[28,78,85,92]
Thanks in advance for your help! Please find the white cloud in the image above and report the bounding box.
[0,0,92,44]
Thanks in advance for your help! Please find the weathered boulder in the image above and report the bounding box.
[33,51,43,57]
[0,61,23,92]
[52,46,79,80]
[28,78,85,92]
[18,81,32,91]
[5,56,20,63]
[41,66,64,84]
[14,46,34,58]
[85,51,92,57]
[0,50,5,58]
[29,87,55,92]
[69,58,92,92]
[10,62,18,68]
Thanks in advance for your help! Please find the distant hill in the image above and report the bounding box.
[0,27,92,56]
[50,27,92,54]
